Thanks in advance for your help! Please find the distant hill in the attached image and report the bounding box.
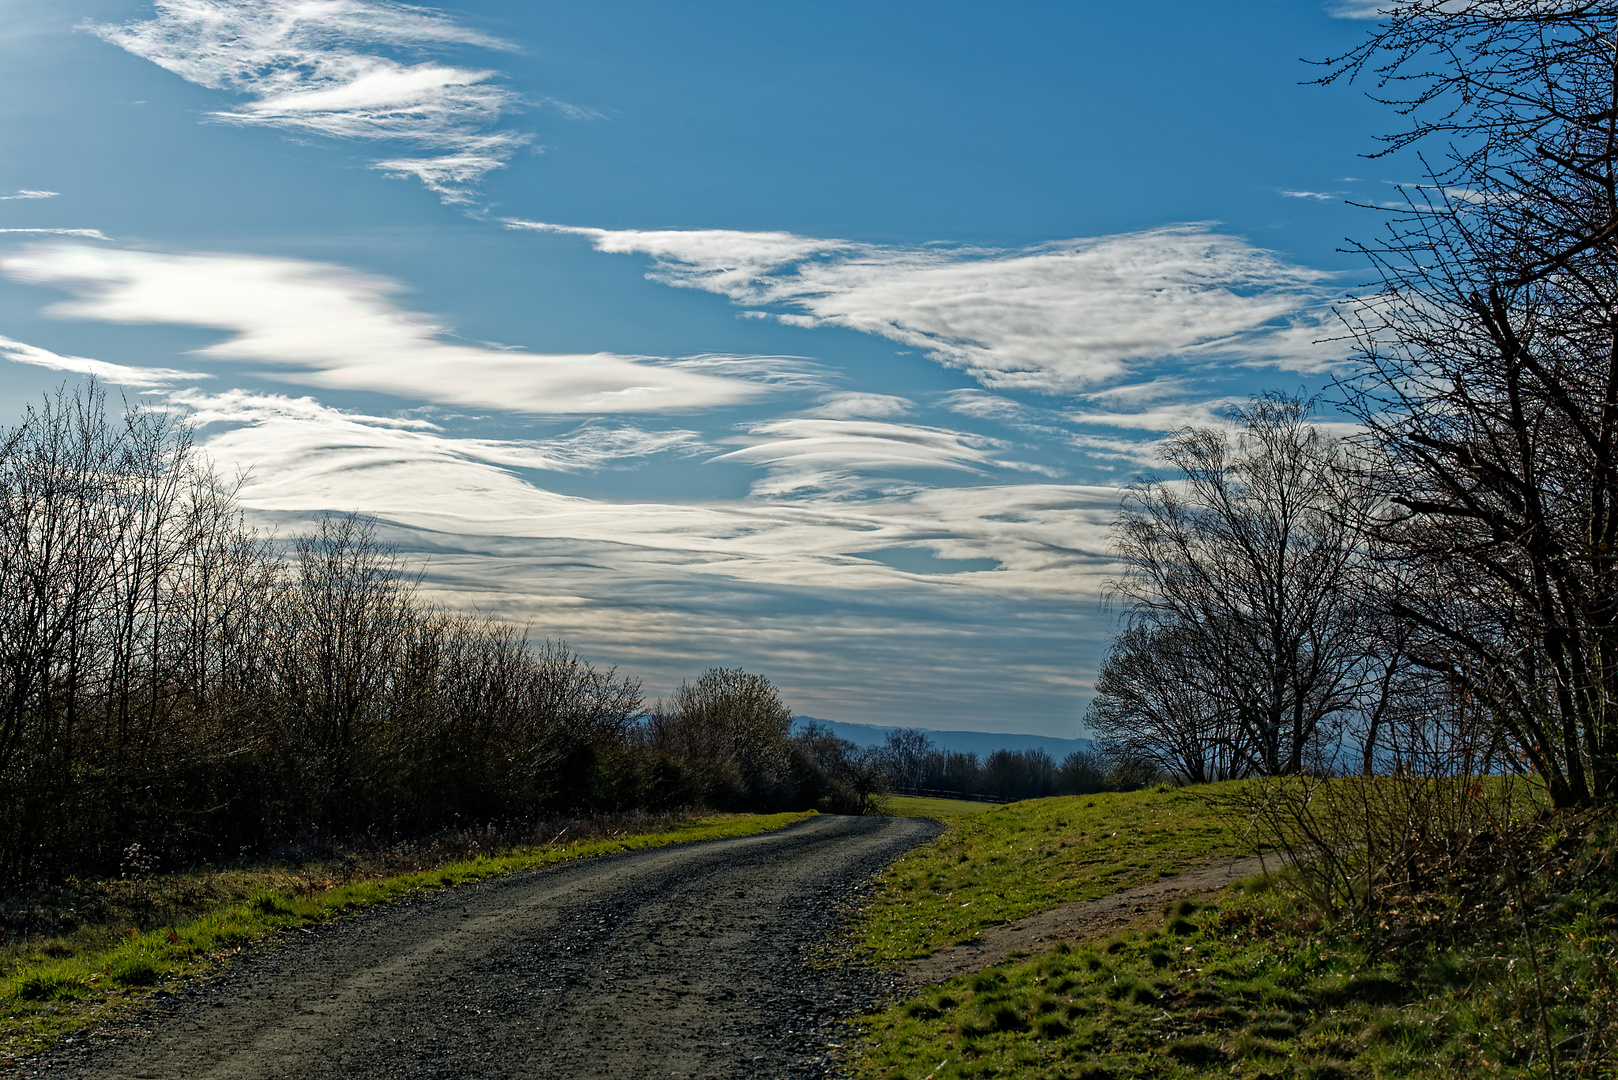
[792,716,1095,761]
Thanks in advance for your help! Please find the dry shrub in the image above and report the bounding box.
[1234,771,1560,946]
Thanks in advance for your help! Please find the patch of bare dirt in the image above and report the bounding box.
[898,855,1276,987]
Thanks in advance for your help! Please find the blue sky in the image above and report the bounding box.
[0,0,1402,735]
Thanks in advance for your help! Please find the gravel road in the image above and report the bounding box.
[22,814,941,1080]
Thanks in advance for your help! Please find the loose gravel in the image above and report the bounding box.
[19,814,941,1080]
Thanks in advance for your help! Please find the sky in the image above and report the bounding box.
[0,0,1406,736]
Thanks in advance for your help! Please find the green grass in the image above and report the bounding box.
[854,781,1618,1079]
[0,810,814,1061]
[859,785,1252,965]
[856,873,1611,1080]
[882,795,1000,821]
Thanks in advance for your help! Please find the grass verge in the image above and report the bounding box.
[0,809,814,1061]
[882,796,999,822]
[857,866,1618,1079]
[860,785,1252,965]
[856,781,1618,1078]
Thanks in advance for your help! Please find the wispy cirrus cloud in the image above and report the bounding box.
[171,393,713,513]
[1324,0,1390,16]
[2,243,778,415]
[508,220,1333,394]
[0,190,57,200]
[713,417,1015,497]
[0,333,209,387]
[657,353,831,392]
[938,388,1061,427]
[185,387,1119,599]
[88,0,538,203]
[805,392,915,420]
[936,387,1204,469]
[1065,399,1238,432]
[0,228,110,239]
[535,421,712,470]
[1325,1,1479,18]
[159,387,1126,728]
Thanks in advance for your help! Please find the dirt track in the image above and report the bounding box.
[898,854,1274,986]
[21,815,941,1080]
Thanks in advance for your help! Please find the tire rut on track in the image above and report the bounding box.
[20,814,942,1080]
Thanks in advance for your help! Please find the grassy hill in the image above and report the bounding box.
[857,784,1616,1079]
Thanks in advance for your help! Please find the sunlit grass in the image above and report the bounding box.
[881,795,999,821]
[856,778,1617,1078]
[856,875,1586,1079]
[859,785,1252,965]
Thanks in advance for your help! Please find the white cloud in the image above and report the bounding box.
[0,228,110,239]
[936,387,1185,468]
[713,417,1009,496]
[1065,399,1239,432]
[1402,182,1495,206]
[806,392,914,420]
[509,220,1333,394]
[1280,189,1343,200]
[1077,377,1198,408]
[1326,1,1484,19]
[177,390,713,475]
[534,422,712,470]
[0,333,210,387]
[1231,306,1353,373]
[88,0,530,202]
[1324,0,1390,16]
[2,243,776,415]
[168,388,1126,729]
[939,388,1036,424]
[189,389,1121,600]
[656,353,831,391]
[0,190,57,200]
[1065,432,1166,468]
[176,388,582,504]
[371,141,519,202]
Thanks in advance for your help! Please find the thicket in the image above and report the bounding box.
[0,384,869,885]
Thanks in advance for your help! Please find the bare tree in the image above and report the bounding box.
[0,383,276,876]
[1087,623,1247,784]
[794,720,889,813]
[270,513,420,828]
[1103,395,1392,776]
[979,748,1057,801]
[0,380,831,881]
[880,727,935,795]
[1326,2,1618,805]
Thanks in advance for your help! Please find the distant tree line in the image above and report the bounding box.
[870,727,1158,802]
[0,384,882,883]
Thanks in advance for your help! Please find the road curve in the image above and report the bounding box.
[24,814,941,1080]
